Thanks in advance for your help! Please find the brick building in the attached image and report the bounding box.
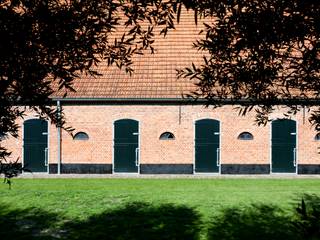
[2,12,320,175]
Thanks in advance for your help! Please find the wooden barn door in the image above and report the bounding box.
[195,119,220,173]
[271,119,297,173]
[23,119,48,172]
[114,119,139,173]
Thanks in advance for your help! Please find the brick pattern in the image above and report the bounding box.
[3,10,319,173]
[3,105,319,170]
[52,11,203,99]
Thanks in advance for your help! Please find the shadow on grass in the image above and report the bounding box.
[293,194,320,240]
[1,196,319,240]
[207,204,300,240]
[0,202,202,240]
[0,204,63,240]
[207,195,320,240]
[66,202,202,240]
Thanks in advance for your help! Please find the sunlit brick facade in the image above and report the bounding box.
[3,11,320,174]
[3,104,320,174]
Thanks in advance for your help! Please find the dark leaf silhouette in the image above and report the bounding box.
[178,0,320,127]
[0,0,182,178]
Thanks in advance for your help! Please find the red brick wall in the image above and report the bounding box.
[2,104,320,168]
[49,104,320,166]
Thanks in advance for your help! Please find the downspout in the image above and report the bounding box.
[57,100,61,175]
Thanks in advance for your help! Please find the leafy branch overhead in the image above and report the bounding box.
[177,0,320,126]
[0,0,180,173]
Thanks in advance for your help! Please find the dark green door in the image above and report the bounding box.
[114,119,139,173]
[195,119,220,173]
[272,119,297,173]
[23,119,48,172]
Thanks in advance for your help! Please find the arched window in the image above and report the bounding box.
[159,132,175,140]
[73,132,89,141]
[238,132,254,140]
[315,133,320,141]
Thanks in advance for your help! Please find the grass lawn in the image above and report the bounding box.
[0,178,320,239]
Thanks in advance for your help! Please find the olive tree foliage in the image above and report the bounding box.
[177,0,320,127]
[0,0,180,179]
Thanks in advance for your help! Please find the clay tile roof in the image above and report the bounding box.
[52,10,204,100]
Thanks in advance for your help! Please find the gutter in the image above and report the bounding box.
[50,97,204,105]
[50,97,320,106]
[51,97,198,102]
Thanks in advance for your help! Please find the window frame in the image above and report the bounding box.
[73,132,89,141]
[238,132,254,140]
[159,132,175,140]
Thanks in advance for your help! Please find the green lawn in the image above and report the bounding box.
[0,178,320,239]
